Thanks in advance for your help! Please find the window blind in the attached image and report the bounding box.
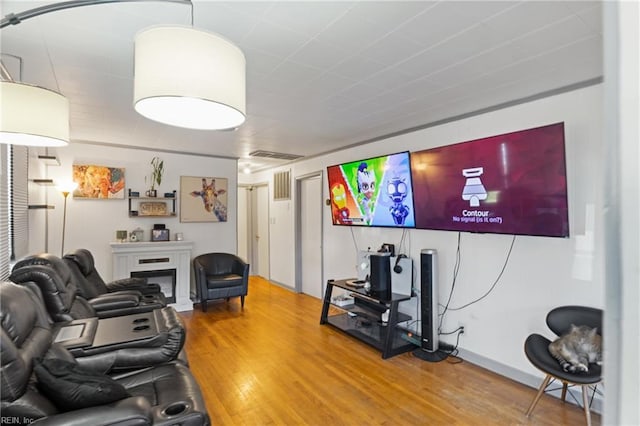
[0,145,9,280]
[11,145,29,261]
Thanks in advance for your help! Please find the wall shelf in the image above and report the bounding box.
[128,189,177,218]
[30,178,55,186]
[37,155,60,166]
[28,204,55,209]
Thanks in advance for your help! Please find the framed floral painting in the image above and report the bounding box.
[72,165,125,199]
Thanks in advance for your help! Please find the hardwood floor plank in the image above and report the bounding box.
[180,277,600,425]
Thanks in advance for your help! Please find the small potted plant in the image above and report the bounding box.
[145,156,164,197]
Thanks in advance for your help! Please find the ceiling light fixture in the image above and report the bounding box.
[0,80,69,147]
[1,0,205,145]
[133,25,246,130]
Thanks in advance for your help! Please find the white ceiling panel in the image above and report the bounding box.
[0,1,603,170]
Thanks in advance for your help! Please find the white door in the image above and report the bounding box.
[251,185,270,278]
[300,175,322,298]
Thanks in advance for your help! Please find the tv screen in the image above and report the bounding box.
[410,122,569,238]
[327,151,415,228]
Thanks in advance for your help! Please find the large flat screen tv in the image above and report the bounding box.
[410,122,569,237]
[327,151,415,228]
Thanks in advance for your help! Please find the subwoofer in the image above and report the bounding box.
[420,249,438,352]
[369,252,391,301]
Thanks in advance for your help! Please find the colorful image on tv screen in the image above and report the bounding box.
[410,122,569,237]
[327,151,415,228]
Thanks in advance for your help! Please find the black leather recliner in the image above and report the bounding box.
[193,252,250,312]
[12,253,165,319]
[8,263,186,372]
[0,281,209,425]
[64,248,164,296]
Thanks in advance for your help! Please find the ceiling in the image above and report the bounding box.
[1,1,602,172]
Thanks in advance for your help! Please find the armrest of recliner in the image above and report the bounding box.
[32,396,152,426]
[87,292,141,311]
[106,278,162,295]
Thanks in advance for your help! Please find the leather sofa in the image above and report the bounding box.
[64,248,163,296]
[193,252,250,312]
[11,253,165,319]
[8,262,186,372]
[0,281,209,425]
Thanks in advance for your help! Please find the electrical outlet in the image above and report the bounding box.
[458,323,465,335]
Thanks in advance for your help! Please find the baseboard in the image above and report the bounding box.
[268,279,295,291]
[456,347,603,415]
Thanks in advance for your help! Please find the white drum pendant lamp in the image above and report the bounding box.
[134,26,246,130]
[0,81,69,146]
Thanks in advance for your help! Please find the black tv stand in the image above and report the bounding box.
[320,279,415,359]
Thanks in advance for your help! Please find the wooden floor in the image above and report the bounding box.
[179,277,599,425]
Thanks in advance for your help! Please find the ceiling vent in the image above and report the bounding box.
[249,150,303,161]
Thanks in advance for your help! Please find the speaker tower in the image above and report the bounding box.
[419,249,438,353]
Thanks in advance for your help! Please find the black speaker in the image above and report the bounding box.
[369,253,391,301]
[420,249,438,353]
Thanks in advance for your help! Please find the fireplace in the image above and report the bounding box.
[110,241,193,311]
[131,269,177,304]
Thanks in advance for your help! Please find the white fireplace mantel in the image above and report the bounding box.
[110,241,193,311]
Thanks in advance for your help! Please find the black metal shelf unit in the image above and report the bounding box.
[320,278,414,359]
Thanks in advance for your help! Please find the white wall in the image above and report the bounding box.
[243,84,605,383]
[30,143,238,291]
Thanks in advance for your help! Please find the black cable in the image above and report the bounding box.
[445,329,464,364]
[349,226,358,252]
[448,235,517,311]
[439,326,464,335]
[398,228,408,254]
[412,326,464,363]
[438,232,462,332]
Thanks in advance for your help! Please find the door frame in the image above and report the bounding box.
[253,183,270,279]
[295,171,324,294]
[237,184,252,263]
[240,182,269,277]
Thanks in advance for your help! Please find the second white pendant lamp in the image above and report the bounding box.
[133,25,246,130]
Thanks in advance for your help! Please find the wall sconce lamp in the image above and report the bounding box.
[57,181,78,255]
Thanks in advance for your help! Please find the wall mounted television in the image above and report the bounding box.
[410,122,569,238]
[327,151,415,228]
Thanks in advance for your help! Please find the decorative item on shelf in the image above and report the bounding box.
[145,156,163,198]
[129,189,140,197]
[164,192,175,198]
[116,230,128,242]
[130,227,144,242]
[139,201,167,216]
[151,224,169,242]
[151,229,170,242]
[175,232,183,241]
